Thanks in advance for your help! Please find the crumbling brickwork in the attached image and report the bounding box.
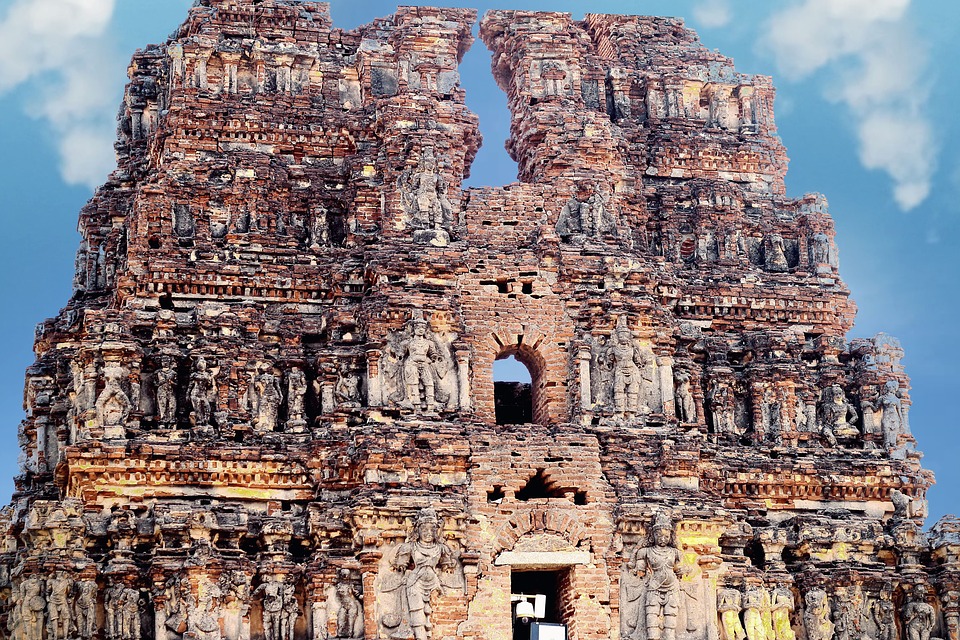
[2,3,955,640]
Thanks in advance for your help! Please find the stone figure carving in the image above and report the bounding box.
[310,204,330,249]
[335,364,363,408]
[160,575,188,638]
[328,568,364,639]
[743,587,767,640]
[674,369,696,423]
[770,587,796,640]
[76,579,99,639]
[96,365,132,430]
[220,570,252,640]
[764,234,789,272]
[864,380,903,449]
[818,384,859,444]
[624,512,682,640]
[804,590,835,640]
[20,576,46,640]
[385,311,455,413]
[46,572,74,640]
[255,578,284,640]
[105,584,122,640]
[252,365,283,432]
[398,148,454,232]
[155,355,178,427]
[190,579,223,640]
[810,232,830,266]
[556,190,617,241]
[718,588,747,640]
[834,585,867,640]
[283,582,301,640]
[120,587,143,640]
[903,585,935,640]
[188,357,217,427]
[708,381,737,438]
[872,587,897,640]
[380,507,464,640]
[287,367,308,428]
[592,317,658,421]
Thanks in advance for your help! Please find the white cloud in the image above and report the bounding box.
[0,0,120,190]
[760,0,935,211]
[693,0,732,29]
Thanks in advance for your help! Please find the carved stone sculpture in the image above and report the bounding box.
[76,579,99,639]
[335,364,363,408]
[155,355,178,427]
[743,586,767,640]
[770,587,796,640]
[190,578,223,640]
[255,577,284,640]
[804,589,835,640]
[21,576,46,640]
[310,204,330,249]
[833,585,867,640]
[252,365,283,432]
[718,588,746,640]
[188,357,217,427]
[385,311,454,413]
[281,581,299,640]
[287,366,308,429]
[592,317,658,421]
[810,232,830,265]
[866,380,903,449]
[708,381,737,438]
[380,508,464,640]
[818,384,859,443]
[105,584,122,640]
[764,234,789,272]
[328,568,363,639]
[96,365,132,431]
[120,587,143,640]
[903,585,935,640]
[625,512,682,640]
[46,572,73,640]
[220,570,251,640]
[556,190,617,241]
[398,148,454,232]
[873,587,897,640]
[674,369,696,423]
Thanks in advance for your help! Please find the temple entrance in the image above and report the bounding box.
[494,354,533,425]
[511,569,566,640]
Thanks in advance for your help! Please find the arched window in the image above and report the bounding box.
[493,354,533,425]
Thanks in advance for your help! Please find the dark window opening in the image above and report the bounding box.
[574,491,587,506]
[515,469,575,502]
[512,570,564,640]
[488,486,506,503]
[744,539,766,570]
[495,355,533,425]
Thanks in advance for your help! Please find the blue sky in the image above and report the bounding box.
[0,0,957,522]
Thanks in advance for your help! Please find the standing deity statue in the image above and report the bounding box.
[556,189,617,241]
[328,568,364,639]
[76,579,99,639]
[380,508,464,640]
[674,369,696,423]
[804,590,835,640]
[281,581,300,640]
[96,365,132,429]
[708,381,737,437]
[255,577,285,640]
[743,587,768,640]
[252,365,283,432]
[864,380,904,449]
[595,316,656,421]
[398,148,454,231]
[810,232,831,265]
[818,384,859,444]
[335,364,363,408]
[770,587,796,640]
[718,588,747,640]
[191,579,223,640]
[872,587,897,640]
[286,366,308,429]
[188,357,217,427]
[20,576,47,640]
[119,587,142,640]
[155,355,178,427]
[310,204,330,249]
[903,585,935,640]
[626,513,682,640]
[105,584,123,640]
[46,572,74,640]
[387,312,451,413]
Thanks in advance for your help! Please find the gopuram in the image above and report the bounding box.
[2,2,956,640]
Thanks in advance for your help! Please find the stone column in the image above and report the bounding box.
[366,349,382,407]
[658,356,675,416]
[578,347,592,410]
[358,550,382,640]
[456,348,471,412]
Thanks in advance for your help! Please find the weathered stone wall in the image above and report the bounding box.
[1,3,951,640]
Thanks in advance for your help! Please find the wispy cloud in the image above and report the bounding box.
[760,0,935,211]
[693,0,732,29]
[0,0,120,190]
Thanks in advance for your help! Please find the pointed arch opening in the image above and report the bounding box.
[493,343,547,425]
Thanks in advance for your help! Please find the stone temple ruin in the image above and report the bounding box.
[2,2,957,640]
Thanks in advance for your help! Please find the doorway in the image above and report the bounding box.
[511,570,564,640]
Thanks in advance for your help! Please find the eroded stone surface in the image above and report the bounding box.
[0,2,953,640]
